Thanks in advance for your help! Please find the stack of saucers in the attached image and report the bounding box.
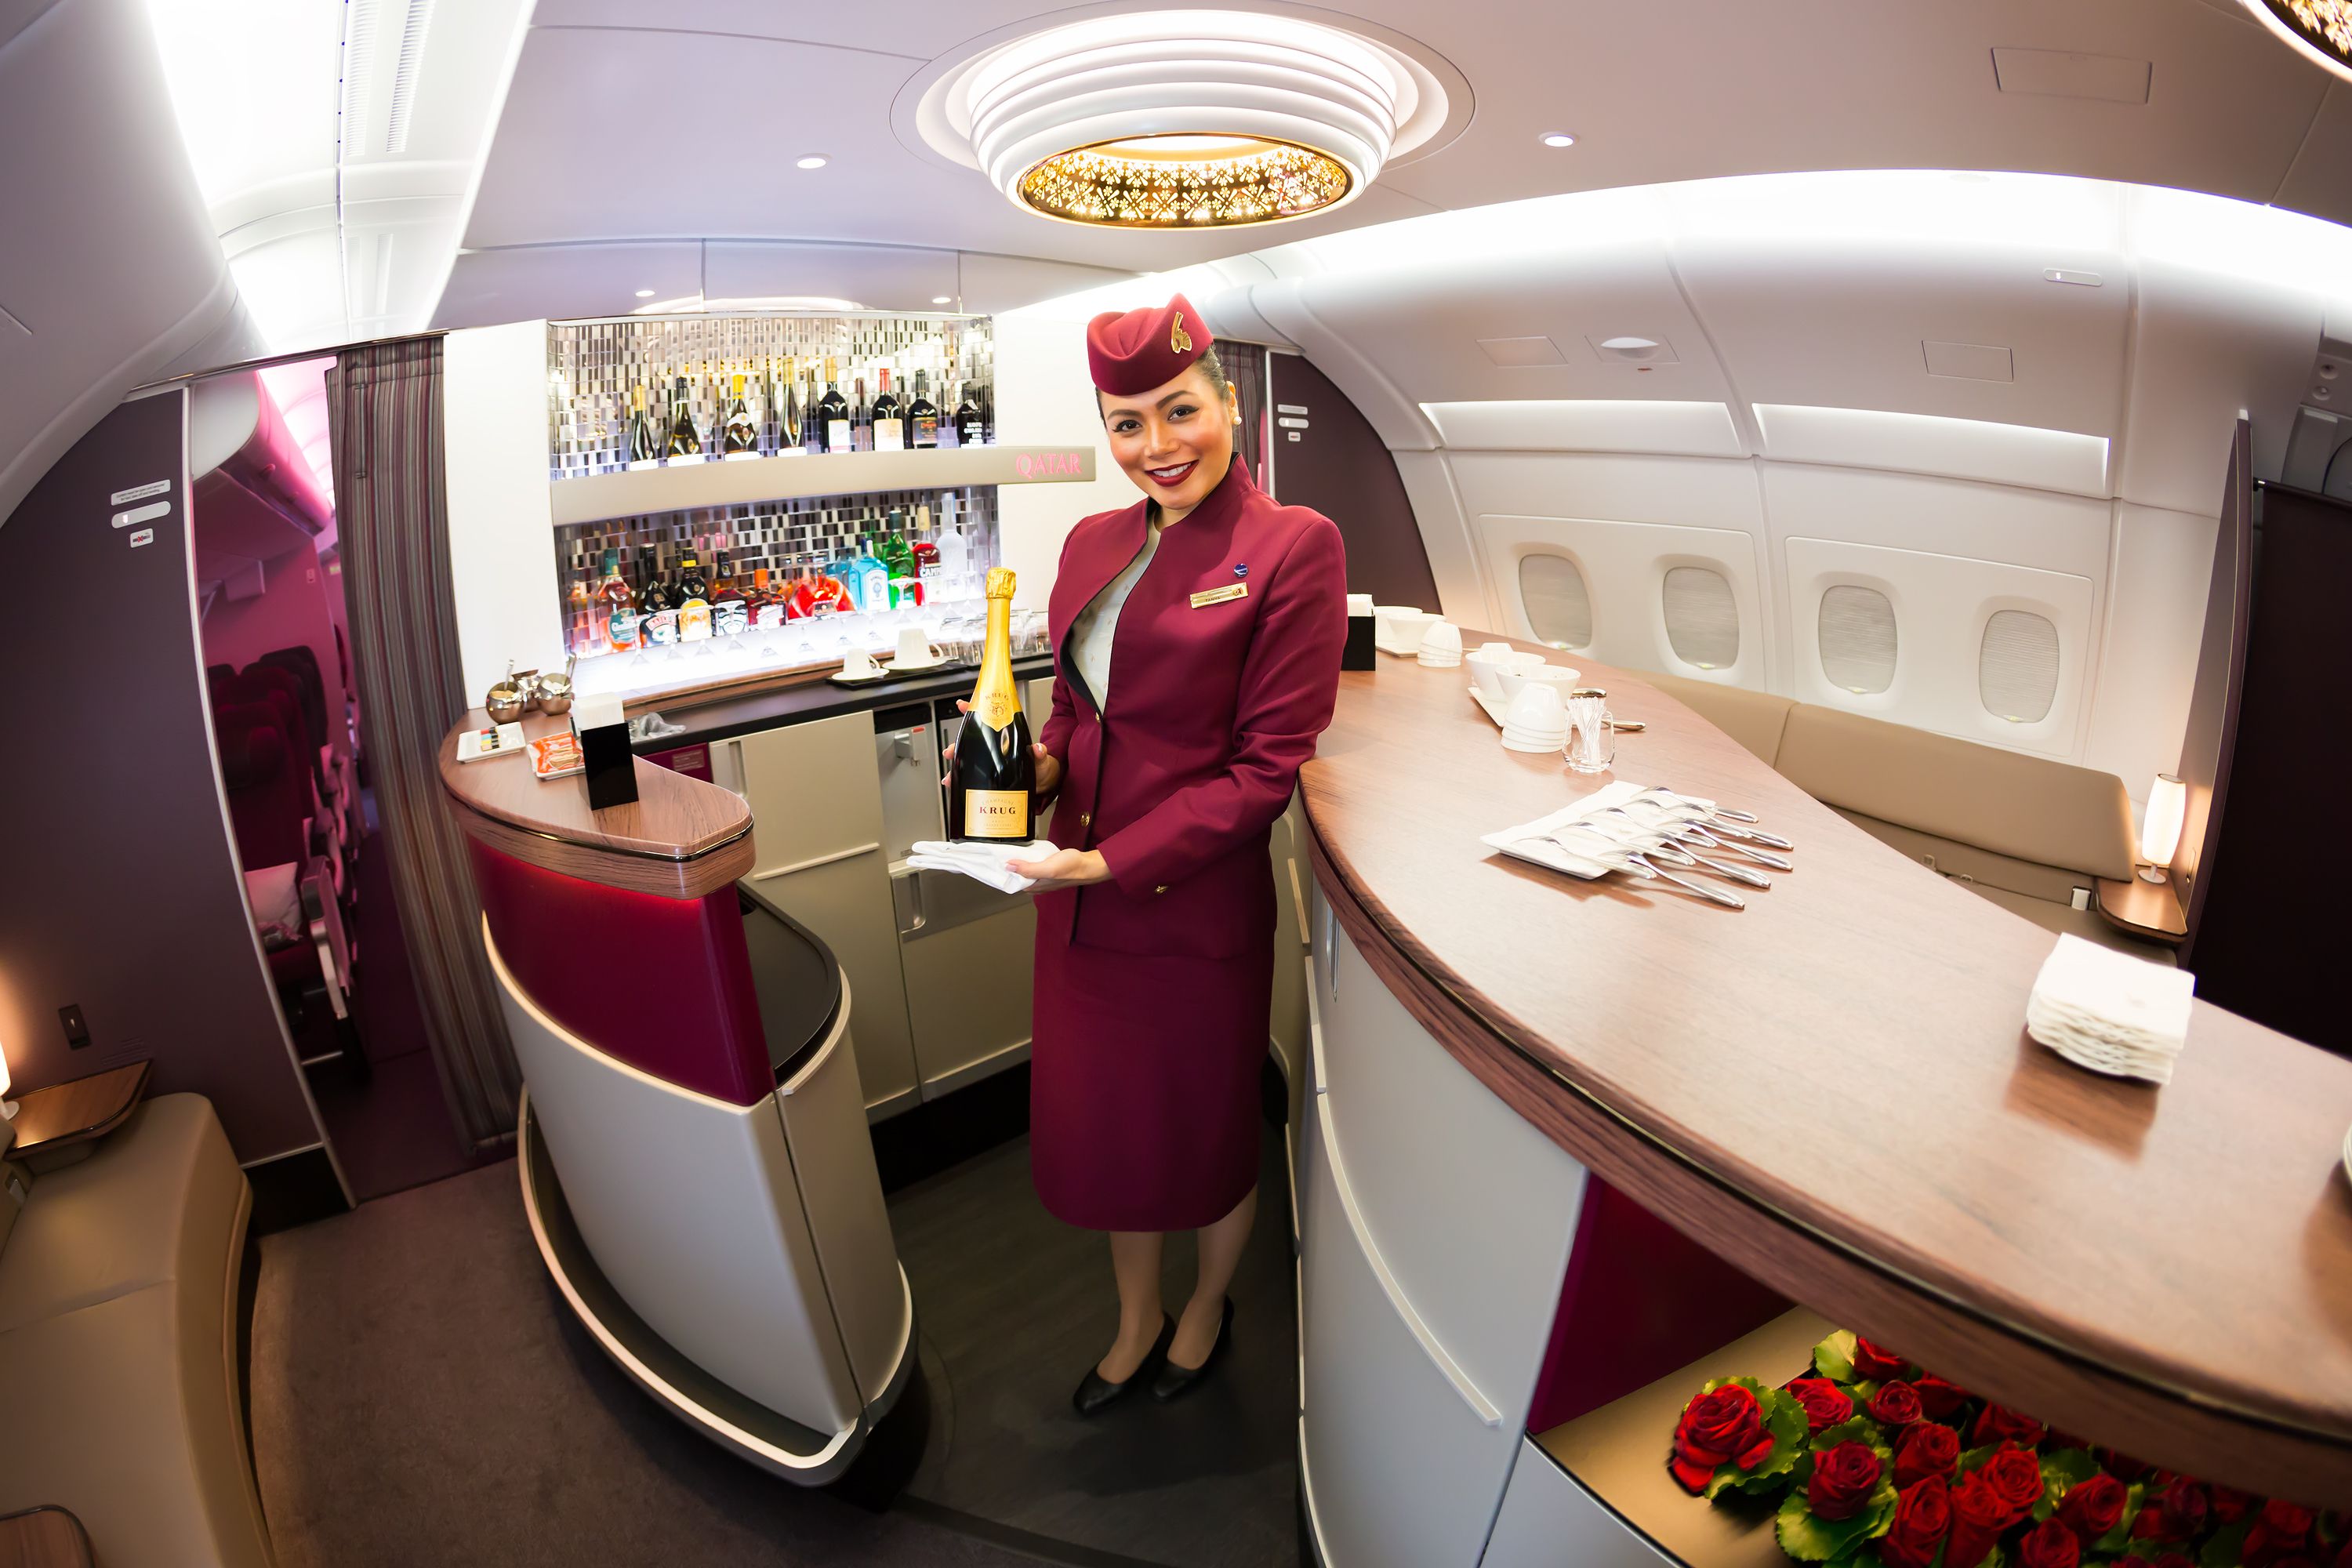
[1417,620,1463,668]
[1501,683,1568,753]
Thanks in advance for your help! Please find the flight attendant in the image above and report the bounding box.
[1004,296,1347,1414]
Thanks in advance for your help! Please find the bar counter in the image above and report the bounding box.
[1294,637,2352,1508]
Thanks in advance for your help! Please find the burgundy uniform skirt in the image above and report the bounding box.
[1029,929,1273,1232]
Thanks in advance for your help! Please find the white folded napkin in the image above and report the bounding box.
[1479,781,1649,878]
[2024,934,2196,1085]
[906,839,1059,895]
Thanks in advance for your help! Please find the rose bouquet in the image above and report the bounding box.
[1667,1329,2346,1568]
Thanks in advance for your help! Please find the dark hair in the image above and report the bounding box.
[1095,346,1232,415]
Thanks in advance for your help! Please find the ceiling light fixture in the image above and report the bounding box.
[796,154,829,169]
[930,10,1446,230]
[1541,132,1577,147]
[2238,0,2352,83]
[634,289,655,298]
[932,295,953,304]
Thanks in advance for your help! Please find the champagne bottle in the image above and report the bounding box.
[626,385,661,470]
[779,355,802,451]
[666,376,703,463]
[722,372,759,459]
[949,567,1035,842]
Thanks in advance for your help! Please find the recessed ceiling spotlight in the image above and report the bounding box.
[1541,132,1577,148]
[796,154,829,170]
[633,289,655,298]
[932,296,952,304]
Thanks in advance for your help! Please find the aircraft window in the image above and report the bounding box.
[1661,566,1740,670]
[1979,609,2061,724]
[1818,585,1897,695]
[1519,553,1593,649]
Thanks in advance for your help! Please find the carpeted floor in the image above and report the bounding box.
[251,1124,1301,1567]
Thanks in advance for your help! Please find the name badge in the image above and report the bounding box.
[1189,583,1249,609]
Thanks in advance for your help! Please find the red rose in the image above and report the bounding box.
[2114,1558,2155,1568]
[2151,1554,2198,1568]
[2247,1501,2318,1568]
[1807,1439,1884,1523]
[1914,1374,1971,1419]
[1949,1475,2024,1568]
[2021,1518,2084,1568]
[1670,1383,1773,1492]
[1870,1381,1926,1428]
[2210,1485,2256,1524]
[1852,1337,1911,1380]
[1982,1444,2048,1515]
[1975,1403,2049,1447]
[2132,1478,2209,1543]
[2056,1472,2129,1544]
[1894,1422,1962,1489]
[1785,1377,1853,1436]
[1881,1476,1955,1568]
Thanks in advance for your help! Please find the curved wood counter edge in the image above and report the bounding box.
[1305,828,2352,1506]
[438,710,756,900]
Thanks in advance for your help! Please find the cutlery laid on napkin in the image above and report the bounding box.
[906,839,1060,895]
[1481,782,1784,908]
[2024,933,2195,1084]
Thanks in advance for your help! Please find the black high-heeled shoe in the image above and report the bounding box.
[1072,1314,1174,1417]
[1151,1298,1234,1403]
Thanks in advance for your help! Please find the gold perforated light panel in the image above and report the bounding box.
[2267,0,2352,60]
[1017,136,1352,227]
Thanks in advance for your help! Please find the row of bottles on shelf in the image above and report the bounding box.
[604,354,993,471]
[565,503,990,657]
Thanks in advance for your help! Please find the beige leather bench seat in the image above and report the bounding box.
[0,1094,272,1567]
[1638,670,2170,964]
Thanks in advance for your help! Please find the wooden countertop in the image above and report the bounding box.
[1298,641,2352,1504]
[438,710,754,898]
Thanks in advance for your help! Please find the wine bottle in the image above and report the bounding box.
[779,355,802,451]
[722,372,759,459]
[851,372,870,451]
[949,567,1035,842]
[953,378,985,448]
[872,367,905,452]
[626,386,661,470]
[818,358,851,452]
[908,369,940,448]
[666,376,704,463]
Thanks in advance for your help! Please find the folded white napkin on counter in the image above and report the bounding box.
[1479,781,1650,879]
[907,839,1059,895]
[2024,933,2195,1085]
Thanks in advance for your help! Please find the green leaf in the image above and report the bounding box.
[1812,1416,1891,1458]
[1698,1378,1809,1501]
[2091,1483,2147,1555]
[1773,1481,1899,1563]
[2198,1520,2251,1568]
[1814,1330,1858,1383]
[1958,1445,1998,1474]
[2034,1449,2101,1520]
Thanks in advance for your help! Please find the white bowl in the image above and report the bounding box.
[1418,619,1463,655]
[1495,662,1583,702]
[1374,606,1432,651]
[1504,682,1567,730]
[1465,649,1518,699]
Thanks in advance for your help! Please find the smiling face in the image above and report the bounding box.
[1098,364,1240,520]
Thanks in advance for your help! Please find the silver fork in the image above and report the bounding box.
[1676,825,1794,872]
[1621,849,1748,909]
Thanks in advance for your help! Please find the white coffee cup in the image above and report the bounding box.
[840,647,880,679]
[1418,619,1463,655]
[1504,682,1568,734]
[893,625,943,667]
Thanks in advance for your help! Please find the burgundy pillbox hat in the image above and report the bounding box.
[1086,293,1214,395]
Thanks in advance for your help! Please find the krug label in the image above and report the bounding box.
[964,789,1029,838]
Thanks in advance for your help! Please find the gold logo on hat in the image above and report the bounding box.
[1171,312,1192,354]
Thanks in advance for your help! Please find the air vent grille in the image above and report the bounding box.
[1818,585,1896,695]
[384,0,436,154]
[1519,553,1592,649]
[1662,566,1740,670]
[1979,609,2061,724]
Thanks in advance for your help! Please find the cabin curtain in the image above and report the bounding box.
[1221,341,1269,492]
[327,337,521,1149]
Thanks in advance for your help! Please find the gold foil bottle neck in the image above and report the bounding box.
[985,566,1018,601]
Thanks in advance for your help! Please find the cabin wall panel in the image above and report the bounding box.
[2082,503,2218,811]
[446,320,561,699]
[1391,450,1485,626]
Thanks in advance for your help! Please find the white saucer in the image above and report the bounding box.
[828,668,888,685]
[884,656,951,673]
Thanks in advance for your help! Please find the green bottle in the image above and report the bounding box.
[878,510,919,607]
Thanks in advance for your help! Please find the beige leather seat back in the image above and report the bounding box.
[1774,706,2137,897]
[1638,669,1797,768]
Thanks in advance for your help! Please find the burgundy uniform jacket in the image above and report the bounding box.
[1034,458,1347,958]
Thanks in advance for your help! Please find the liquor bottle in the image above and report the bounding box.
[953,378,985,448]
[851,372,870,451]
[750,566,784,629]
[907,369,940,448]
[878,511,919,606]
[818,358,851,452]
[912,503,942,595]
[598,547,640,652]
[722,372,759,459]
[710,549,749,635]
[676,543,713,641]
[872,368,905,452]
[641,550,681,648]
[626,386,662,470]
[666,376,704,463]
[949,567,1035,841]
[851,532,891,612]
[778,356,802,452]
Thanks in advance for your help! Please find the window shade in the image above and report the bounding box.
[1662,566,1740,670]
[1979,608,2061,723]
[1818,584,1897,695]
[1519,553,1593,649]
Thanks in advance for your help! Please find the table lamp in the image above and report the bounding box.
[2140,773,2186,884]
